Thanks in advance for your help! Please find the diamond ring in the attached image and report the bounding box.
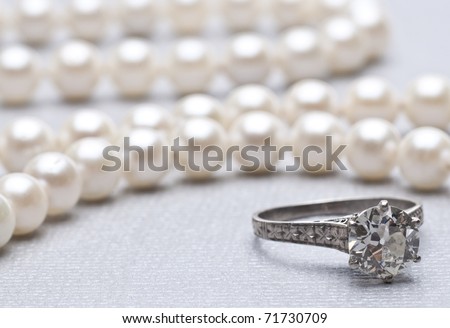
[252,198,423,282]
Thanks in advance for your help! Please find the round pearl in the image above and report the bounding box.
[226,85,281,124]
[59,109,117,150]
[0,195,15,249]
[278,27,328,83]
[122,104,174,132]
[120,0,156,36]
[0,173,48,236]
[222,0,260,31]
[291,111,345,174]
[346,118,400,181]
[110,38,156,98]
[24,152,82,216]
[67,0,106,41]
[272,0,313,28]
[175,94,227,124]
[66,138,121,201]
[0,117,56,172]
[283,79,338,123]
[0,45,40,105]
[168,38,215,94]
[169,0,207,34]
[345,76,398,122]
[52,40,101,101]
[177,118,227,180]
[349,0,389,59]
[121,129,169,189]
[225,33,271,85]
[404,75,450,129]
[322,17,368,74]
[16,0,54,44]
[230,111,286,174]
[311,0,349,20]
[399,127,450,191]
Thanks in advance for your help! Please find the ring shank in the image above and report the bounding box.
[252,198,423,254]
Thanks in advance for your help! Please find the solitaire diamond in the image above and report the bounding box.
[348,200,421,281]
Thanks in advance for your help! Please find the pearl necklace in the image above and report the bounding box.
[0,0,389,105]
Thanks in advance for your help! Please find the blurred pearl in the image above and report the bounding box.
[66,138,121,201]
[346,118,400,181]
[272,0,313,28]
[225,33,271,84]
[110,38,156,98]
[168,38,215,94]
[60,109,117,150]
[345,77,398,122]
[0,117,56,172]
[230,111,286,173]
[52,40,101,101]
[399,127,450,191]
[222,0,260,31]
[283,80,338,123]
[175,94,226,124]
[0,173,48,236]
[0,45,40,105]
[291,111,345,174]
[322,17,368,74]
[169,0,207,34]
[404,75,450,129]
[278,27,328,83]
[16,0,54,44]
[226,85,280,124]
[0,195,15,249]
[120,0,156,36]
[24,152,82,216]
[67,0,107,41]
[177,118,227,180]
[349,0,389,59]
[122,104,173,132]
[311,0,349,20]
[121,129,169,189]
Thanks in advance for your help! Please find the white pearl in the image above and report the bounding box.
[175,94,227,124]
[121,129,169,189]
[398,127,450,191]
[24,152,82,216]
[0,173,48,236]
[272,0,313,28]
[344,76,398,122]
[283,79,338,123]
[225,33,272,85]
[0,117,56,172]
[176,118,227,180]
[226,85,281,124]
[0,45,40,105]
[404,75,450,129]
[120,0,157,36]
[346,118,400,181]
[67,0,107,41]
[59,109,117,150]
[16,0,54,44]
[278,27,328,83]
[52,40,101,101]
[0,195,15,249]
[322,16,368,74]
[311,0,349,20]
[110,38,156,98]
[291,111,345,174]
[230,111,287,173]
[122,104,174,132]
[66,138,121,201]
[168,38,215,94]
[169,0,207,34]
[222,0,260,31]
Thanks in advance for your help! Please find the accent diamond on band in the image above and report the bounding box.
[252,198,423,282]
